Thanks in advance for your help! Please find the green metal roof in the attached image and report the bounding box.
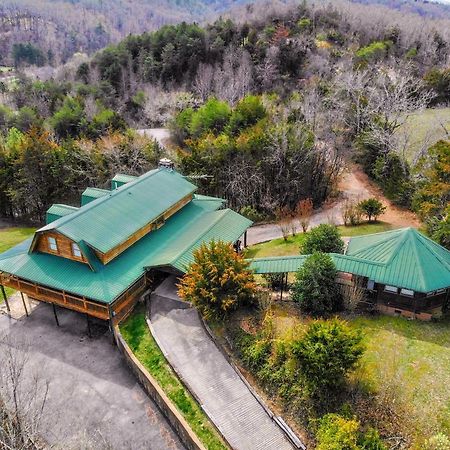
[81,187,109,206]
[149,208,251,273]
[38,169,197,254]
[344,228,450,292]
[0,198,249,303]
[46,204,79,224]
[111,173,137,189]
[248,228,450,293]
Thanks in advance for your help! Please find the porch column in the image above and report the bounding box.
[52,303,60,327]
[1,285,10,316]
[20,292,29,317]
[243,230,248,248]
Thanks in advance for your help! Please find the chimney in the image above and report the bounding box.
[158,158,174,171]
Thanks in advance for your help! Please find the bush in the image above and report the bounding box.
[424,433,450,450]
[189,98,231,138]
[301,224,345,254]
[239,206,266,223]
[316,413,360,450]
[178,240,256,320]
[292,319,364,393]
[227,95,266,136]
[357,198,386,222]
[292,252,340,315]
[316,414,386,450]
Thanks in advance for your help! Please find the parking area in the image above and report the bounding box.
[0,302,184,450]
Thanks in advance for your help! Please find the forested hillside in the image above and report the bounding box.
[1,0,450,66]
[0,0,251,65]
[0,0,449,248]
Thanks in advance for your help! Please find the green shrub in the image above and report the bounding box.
[424,433,450,450]
[292,319,364,393]
[316,414,386,450]
[189,98,231,138]
[228,95,266,136]
[355,41,391,63]
[292,252,340,316]
[301,224,345,254]
[316,413,360,450]
[239,205,266,223]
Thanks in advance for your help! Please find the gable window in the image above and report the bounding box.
[400,288,414,297]
[384,285,398,293]
[48,236,58,252]
[72,243,82,258]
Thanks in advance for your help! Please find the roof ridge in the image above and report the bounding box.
[415,230,450,272]
[83,187,110,193]
[382,228,412,266]
[49,204,79,210]
[408,231,427,292]
[348,229,404,259]
[39,169,163,233]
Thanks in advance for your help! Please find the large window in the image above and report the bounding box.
[48,236,58,252]
[400,288,414,297]
[72,243,82,258]
[384,285,398,294]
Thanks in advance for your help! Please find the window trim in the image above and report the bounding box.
[72,242,82,258]
[48,236,58,252]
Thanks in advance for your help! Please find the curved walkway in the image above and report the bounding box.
[149,277,295,450]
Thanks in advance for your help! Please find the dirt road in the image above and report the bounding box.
[247,165,420,245]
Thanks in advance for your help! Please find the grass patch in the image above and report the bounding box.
[245,222,393,259]
[351,315,450,442]
[120,307,227,450]
[397,107,450,163]
[0,227,35,299]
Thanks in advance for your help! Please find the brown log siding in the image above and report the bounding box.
[36,231,89,265]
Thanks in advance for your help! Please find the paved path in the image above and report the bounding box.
[149,277,294,450]
[0,303,184,450]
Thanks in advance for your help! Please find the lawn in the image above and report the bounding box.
[0,227,35,299]
[351,315,450,443]
[397,107,450,163]
[265,304,450,446]
[245,221,393,259]
[120,307,227,450]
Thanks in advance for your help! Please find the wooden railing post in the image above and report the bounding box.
[1,285,11,316]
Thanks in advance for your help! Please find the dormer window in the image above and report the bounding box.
[48,236,58,252]
[72,243,82,258]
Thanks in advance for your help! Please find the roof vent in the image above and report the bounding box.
[158,158,174,171]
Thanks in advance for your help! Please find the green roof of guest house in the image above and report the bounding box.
[249,228,450,293]
[0,169,251,304]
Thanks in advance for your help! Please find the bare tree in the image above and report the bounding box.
[296,198,313,232]
[0,334,49,450]
[276,207,291,241]
[193,63,214,102]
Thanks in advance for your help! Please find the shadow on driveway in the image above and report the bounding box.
[0,303,184,450]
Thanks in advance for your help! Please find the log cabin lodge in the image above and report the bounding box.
[0,163,449,324]
[0,165,251,326]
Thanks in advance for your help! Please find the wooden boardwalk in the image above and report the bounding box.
[149,277,295,450]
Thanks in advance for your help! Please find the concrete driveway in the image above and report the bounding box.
[149,277,295,450]
[0,303,184,450]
